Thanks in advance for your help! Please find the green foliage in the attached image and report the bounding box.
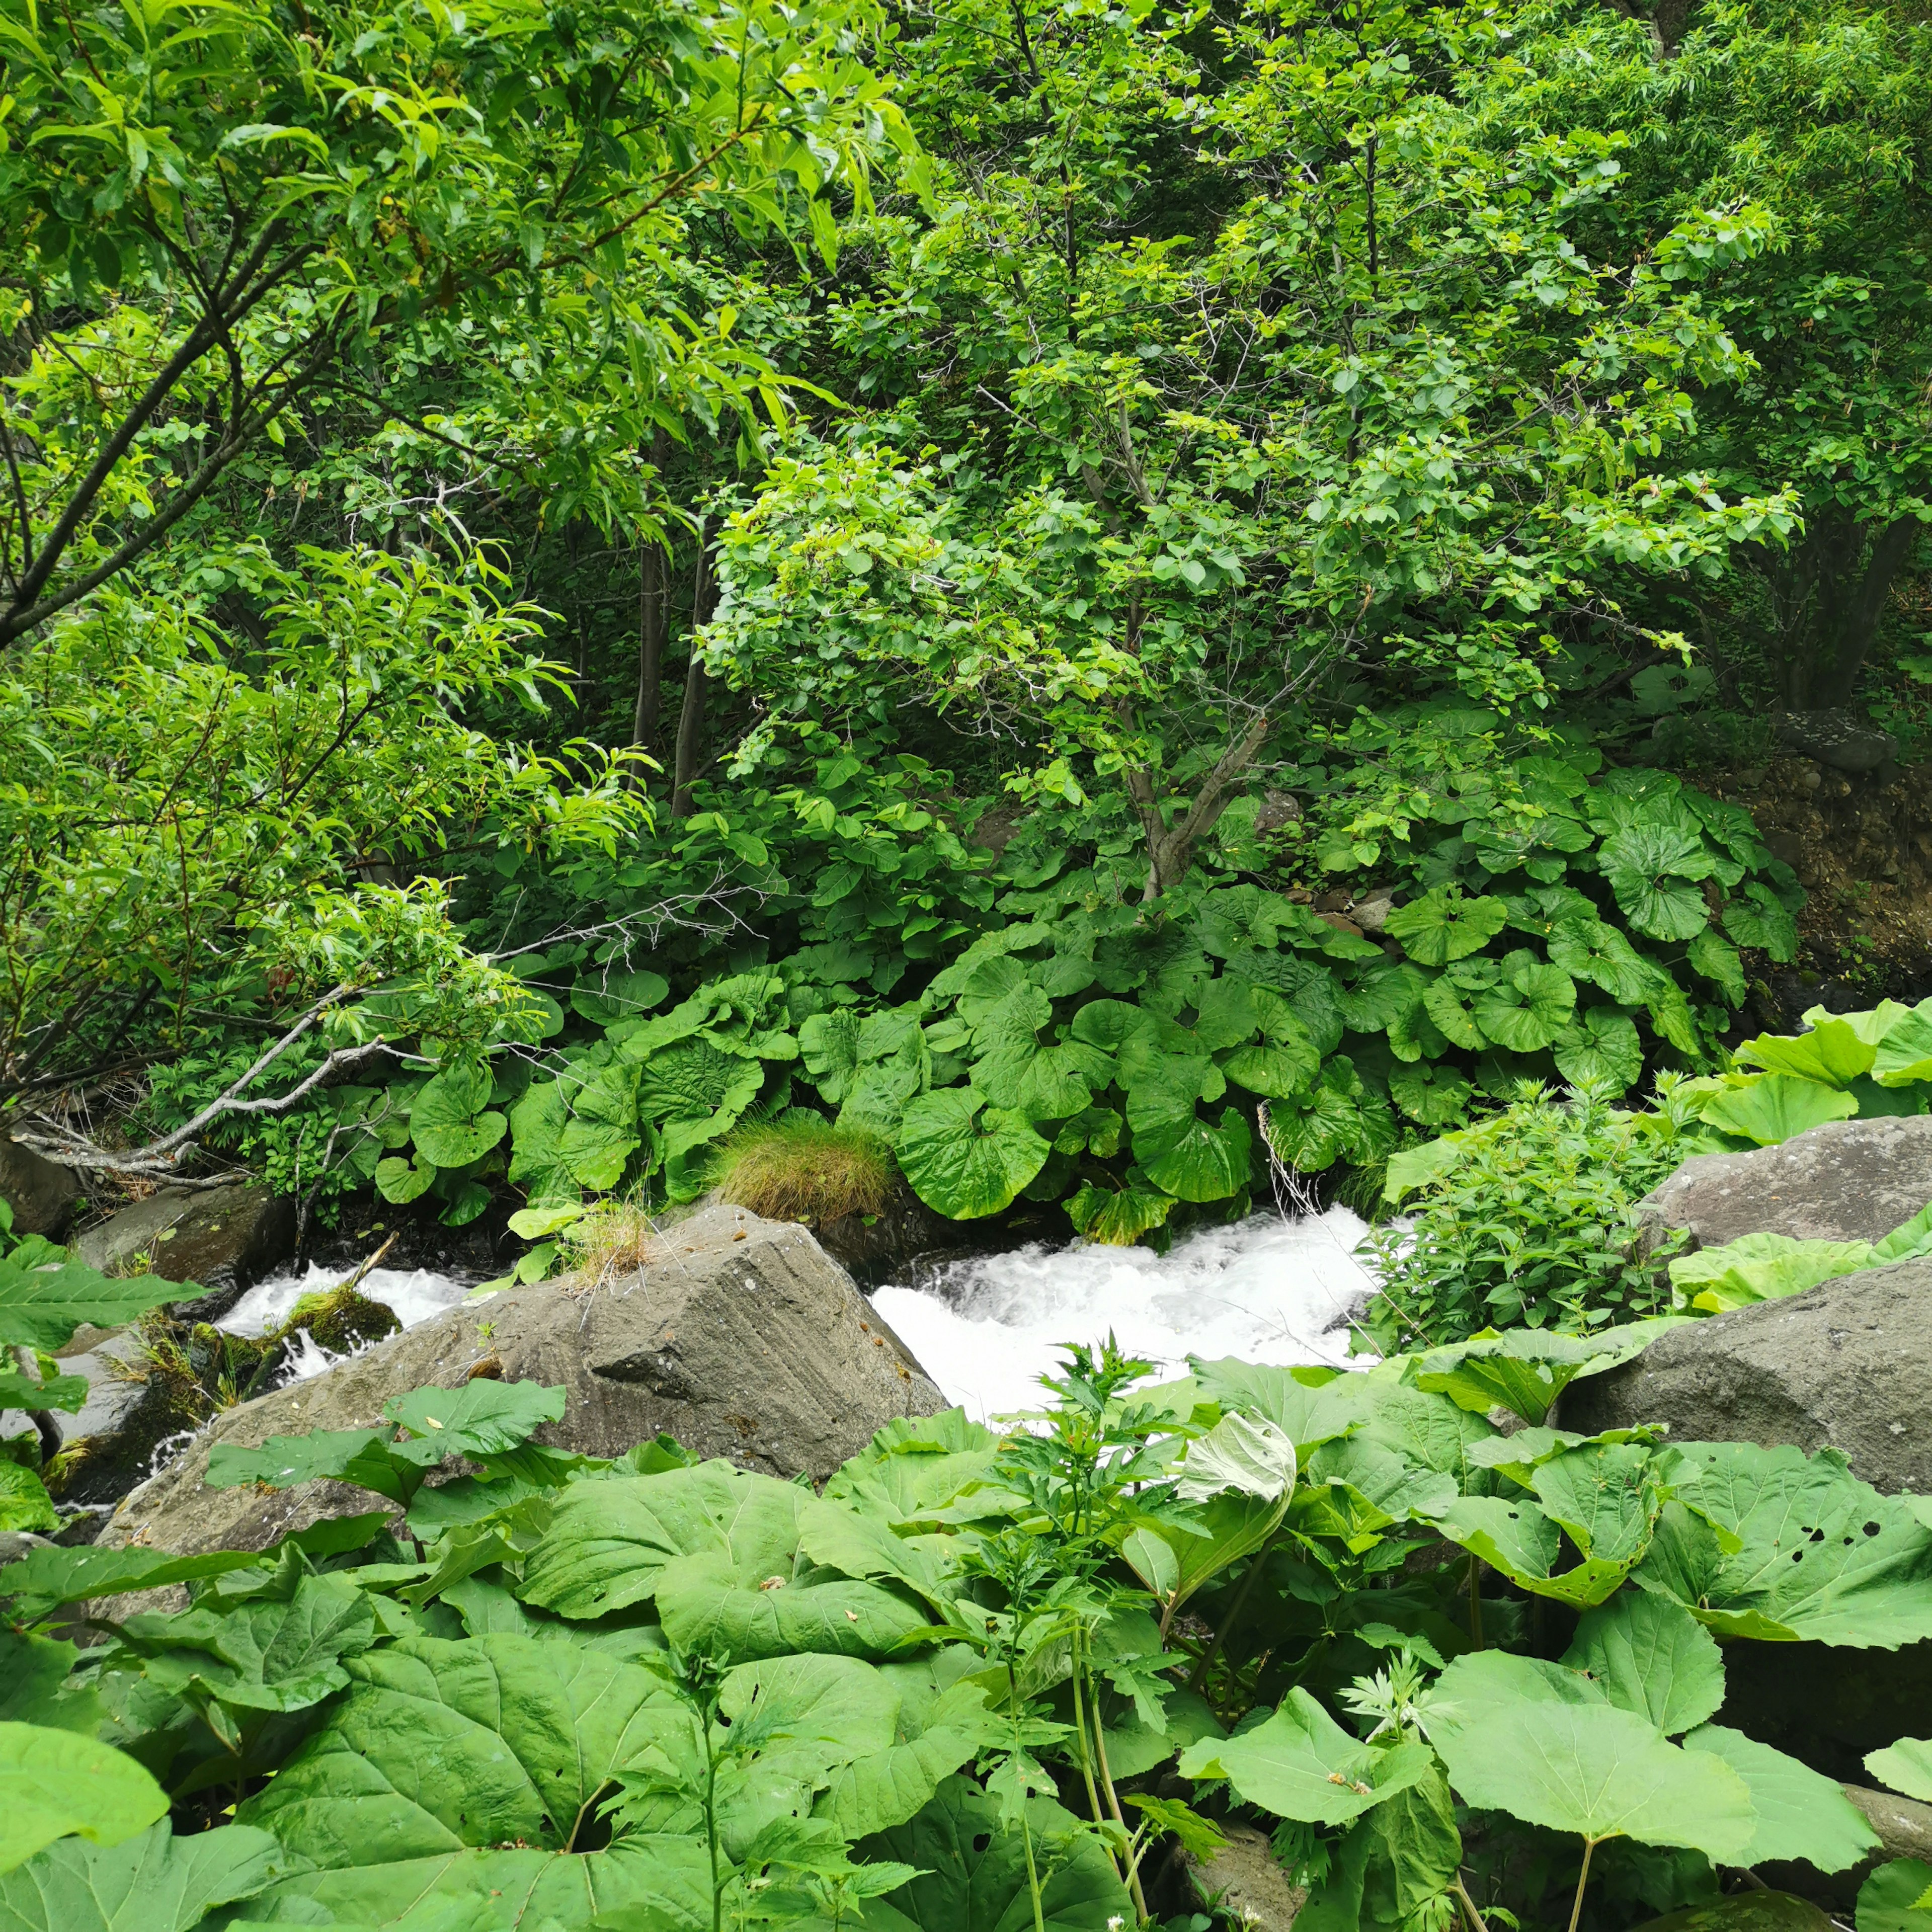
[1361,1084,1705,1346]
[0,1724,169,1875]
[0,1340,1920,1928]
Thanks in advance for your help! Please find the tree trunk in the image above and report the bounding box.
[629,430,672,765]
[1815,514,1921,706]
[671,529,718,819]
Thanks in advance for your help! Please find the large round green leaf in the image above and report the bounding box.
[570,968,669,1026]
[239,1634,680,1862]
[0,1724,168,1874]
[1697,1073,1857,1147]
[1560,1592,1723,1738]
[1856,1857,1932,1932]
[1429,1652,1756,1861]
[1389,1059,1473,1126]
[0,1820,286,1932]
[1600,818,1716,941]
[1867,1740,1932,1804]
[1472,952,1576,1052]
[1383,888,1508,965]
[1547,919,1662,1005]
[1127,1075,1251,1202]
[408,1060,506,1168]
[1067,1176,1177,1246]
[894,1090,1049,1219]
[1178,1689,1432,1825]
[857,1776,1133,1932]
[1553,1007,1643,1094]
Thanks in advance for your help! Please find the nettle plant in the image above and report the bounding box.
[1373,992,1932,1348]
[3,1329,1931,1931]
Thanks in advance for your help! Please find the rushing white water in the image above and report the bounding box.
[219,1262,471,1380]
[870,1207,1377,1422]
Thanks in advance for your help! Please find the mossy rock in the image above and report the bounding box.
[281,1284,400,1355]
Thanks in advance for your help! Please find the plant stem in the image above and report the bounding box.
[1467,1555,1485,1650]
[1454,1875,1491,1932]
[1188,1527,1280,1693]
[1090,1688,1148,1924]
[704,1711,722,1932]
[1068,1627,1115,1863]
[1009,1655,1047,1932]
[1566,1837,1598,1932]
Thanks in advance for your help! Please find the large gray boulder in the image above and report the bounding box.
[1639,1114,1932,1252]
[100,1204,944,1559]
[1565,1259,1932,1494]
[76,1180,295,1319]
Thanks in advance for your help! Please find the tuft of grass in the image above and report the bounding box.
[714,1120,895,1226]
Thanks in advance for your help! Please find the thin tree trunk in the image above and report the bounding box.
[630,430,672,763]
[671,528,718,819]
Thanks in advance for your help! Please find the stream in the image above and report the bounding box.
[219,1263,476,1379]
[872,1206,1376,1421]
[213,1206,1377,1413]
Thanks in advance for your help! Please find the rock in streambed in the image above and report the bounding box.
[98,1204,944,1559]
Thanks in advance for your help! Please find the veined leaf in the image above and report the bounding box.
[1429,1652,1755,1862]
[1383,888,1508,966]
[1867,1740,1932,1804]
[0,1821,286,1932]
[1685,1725,1882,1873]
[1697,1074,1857,1147]
[1559,1591,1724,1737]
[0,1726,168,1875]
[1177,1690,1433,1825]
[1634,1442,1932,1647]
[895,1089,1050,1219]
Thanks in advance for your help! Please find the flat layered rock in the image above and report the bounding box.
[100,1204,945,1559]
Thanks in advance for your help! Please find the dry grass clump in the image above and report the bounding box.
[715,1120,894,1226]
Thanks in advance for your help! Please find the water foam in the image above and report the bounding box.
[870,1206,1376,1422]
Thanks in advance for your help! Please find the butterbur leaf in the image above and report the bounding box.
[1129,1091,1252,1203]
[1723,884,1801,963]
[238,1634,684,1862]
[1600,819,1716,941]
[408,1059,506,1169]
[1685,1725,1882,1873]
[1175,1411,1297,1503]
[0,1546,267,1623]
[0,1820,286,1931]
[385,1380,566,1458]
[1389,1059,1473,1125]
[816,1655,998,1838]
[1067,1176,1176,1246]
[1428,1652,1756,1862]
[1553,1008,1644,1095]
[1637,1442,1932,1647]
[1688,928,1747,1004]
[1471,952,1576,1053]
[0,1253,184,1351]
[558,1064,645,1190]
[570,968,669,1026]
[1560,1592,1725,1736]
[0,1724,168,1874]
[895,1090,1050,1219]
[1383,888,1508,965]
[1547,920,1662,1005]
[1177,1690,1433,1825]
[1668,1231,1873,1312]
[0,1468,57,1537]
[1867,1740,1932,1803]
[1857,1859,1932,1932]
[0,1370,85,1415]
[1699,1073,1859,1146]
[799,1009,862,1104]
